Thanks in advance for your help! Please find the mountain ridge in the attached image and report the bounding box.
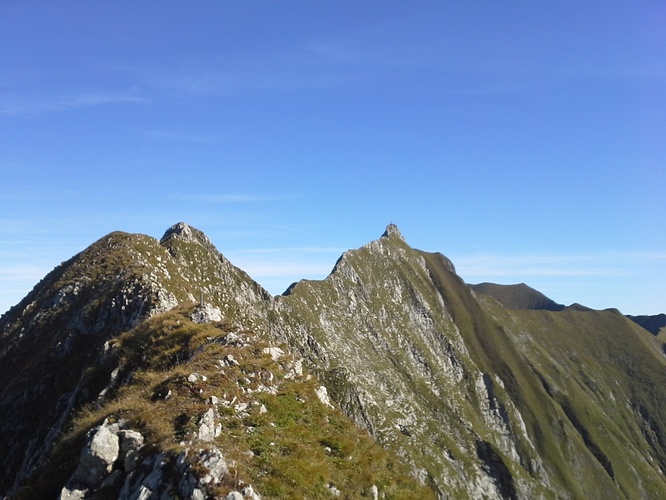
[1,223,665,499]
[468,282,565,312]
[628,313,666,336]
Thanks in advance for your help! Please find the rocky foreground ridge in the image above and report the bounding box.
[1,223,666,499]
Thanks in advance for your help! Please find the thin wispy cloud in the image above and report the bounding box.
[0,188,98,203]
[0,92,144,116]
[231,260,333,279]
[453,252,666,279]
[137,64,362,96]
[176,194,294,204]
[0,264,50,282]
[144,130,226,144]
[224,246,342,289]
[232,247,344,255]
[0,264,51,314]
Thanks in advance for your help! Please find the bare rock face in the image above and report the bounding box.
[174,447,231,500]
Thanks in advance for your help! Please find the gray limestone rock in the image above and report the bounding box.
[197,408,219,442]
[72,423,120,489]
[315,385,333,408]
[191,303,223,324]
[188,372,208,383]
[118,429,144,471]
[197,447,228,485]
[58,486,87,500]
[262,346,284,361]
[242,485,261,499]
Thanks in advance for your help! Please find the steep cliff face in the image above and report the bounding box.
[1,223,665,499]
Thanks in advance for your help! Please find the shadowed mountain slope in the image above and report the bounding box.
[1,223,665,499]
[469,282,565,311]
[628,313,666,335]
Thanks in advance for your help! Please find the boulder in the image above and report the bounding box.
[191,303,223,324]
[72,424,120,488]
[315,386,333,408]
[197,408,219,442]
[262,346,284,361]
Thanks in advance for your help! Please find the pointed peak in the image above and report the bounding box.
[381,223,404,241]
[160,222,214,249]
[161,222,194,240]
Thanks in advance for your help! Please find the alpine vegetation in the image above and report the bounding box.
[1,223,665,499]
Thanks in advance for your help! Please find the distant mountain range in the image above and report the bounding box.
[468,282,566,311]
[626,314,666,336]
[469,282,665,337]
[1,223,665,499]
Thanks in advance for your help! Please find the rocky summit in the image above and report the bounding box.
[1,223,665,499]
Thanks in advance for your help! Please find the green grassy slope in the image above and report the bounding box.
[277,228,666,498]
[277,232,555,497]
[17,307,431,499]
[469,282,565,311]
[474,292,666,499]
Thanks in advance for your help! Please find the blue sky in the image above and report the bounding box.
[1,1,664,316]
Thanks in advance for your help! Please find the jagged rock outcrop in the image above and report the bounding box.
[59,417,245,500]
[1,222,665,499]
[59,420,142,499]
